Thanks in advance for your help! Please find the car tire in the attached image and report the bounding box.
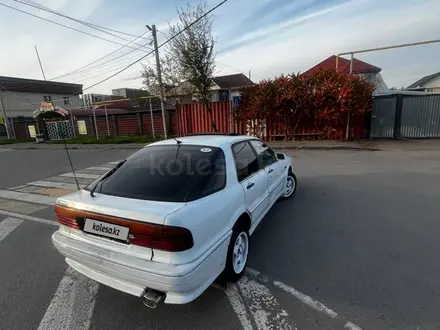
[280,170,297,200]
[224,226,250,282]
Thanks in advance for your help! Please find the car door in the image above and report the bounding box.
[249,140,285,205]
[232,141,269,225]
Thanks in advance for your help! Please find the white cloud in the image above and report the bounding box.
[0,0,438,95]
[216,0,440,88]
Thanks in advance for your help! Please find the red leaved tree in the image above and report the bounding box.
[236,68,374,140]
[305,69,374,138]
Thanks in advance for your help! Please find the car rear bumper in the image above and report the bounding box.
[52,229,230,304]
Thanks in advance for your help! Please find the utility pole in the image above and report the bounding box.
[35,46,47,81]
[147,24,167,139]
[149,98,156,139]
[104,105,110,136]
[68,98,76,137]
[0,97,11,139]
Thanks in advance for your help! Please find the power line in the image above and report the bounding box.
[67,53,147,82]
[22,0,150,40]
[71,55,154,83]
[83,0,228,92]
[0,2,147,51]
[13,0,152,50]
[50,31,152,81]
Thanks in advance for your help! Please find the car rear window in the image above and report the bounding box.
[86,144,226,202]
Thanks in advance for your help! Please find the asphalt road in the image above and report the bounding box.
[0,145,440,329]
[0,148,135,190]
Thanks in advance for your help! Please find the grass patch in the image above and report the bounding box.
[47,135,160,144]
[0,139,33,145]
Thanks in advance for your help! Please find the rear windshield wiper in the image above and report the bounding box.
[90,159,127,197]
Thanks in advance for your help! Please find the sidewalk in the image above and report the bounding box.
[0,140,378,151]
[1,139,439,152]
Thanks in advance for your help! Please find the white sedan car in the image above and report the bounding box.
[52,134,297,307]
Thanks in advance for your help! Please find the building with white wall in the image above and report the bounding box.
[0,76,83,138]
[0,76,83,119]
[406,72,440,93]
[112,88,149,98]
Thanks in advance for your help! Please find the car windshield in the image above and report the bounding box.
[85,144,226,202]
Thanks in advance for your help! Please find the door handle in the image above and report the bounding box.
[246,182,254,189]
[268,168,273,173]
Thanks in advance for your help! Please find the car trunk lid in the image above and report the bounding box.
[55,190,188,262]
[58,190,186,224]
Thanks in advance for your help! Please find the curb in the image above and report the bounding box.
[4,145,380,151]
[273,145,380,151]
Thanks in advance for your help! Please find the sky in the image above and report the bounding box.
[0,0,438,94]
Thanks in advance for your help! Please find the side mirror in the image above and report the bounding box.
[277,153,285,160]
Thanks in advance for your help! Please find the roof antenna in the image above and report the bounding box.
[35,47,80,191]
[57,112,81,191]
[63,136,81,191]
[173,137,182,144]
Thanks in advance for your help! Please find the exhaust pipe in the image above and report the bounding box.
[142,289,166,308]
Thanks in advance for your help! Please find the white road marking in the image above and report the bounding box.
[225,283,254,330]
[37,267,99,330]
[0,190,55,205]
[107,161,120,165]
[60,173,100,179]
[246,267,270,283]
[238,276,296,330]
[0,217,23,241]
[344,321,364,330]
[28,180,84,190]
[86,166,112,171]
[0,210,57,226]
[274,280,339,319]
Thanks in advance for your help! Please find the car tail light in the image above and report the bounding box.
[53,205,193,252]
[54,205,80,229]
[129,226,193,252]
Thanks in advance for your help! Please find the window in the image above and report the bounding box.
[63,97,70,105]
[249,140,277,168]
[210,92,219,102]
[86,145,226,202]
[232,141,260,182]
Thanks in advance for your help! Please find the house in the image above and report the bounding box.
[112,88,150,98]
[303,55,389,94]
[0,76,83,118]
[82,93,123,108]
[0,76,82,138]
[167,73,254,104]
[406,73,440,93]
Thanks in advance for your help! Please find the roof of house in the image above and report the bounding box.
[407,72,440,89]
[165,74,254,97]
[303,55,382,75]
[211,74,254,89]
[0,76,83,95]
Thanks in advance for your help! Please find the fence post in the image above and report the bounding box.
[112,115,118,136]
[393,94,403,139]
[137,113,143,135]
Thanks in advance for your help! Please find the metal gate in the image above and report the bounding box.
[370,97,396,138]
[45,120,73,140]
[400,96,440,138]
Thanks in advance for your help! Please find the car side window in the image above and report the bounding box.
[232,141,260,182]
[249,140,277,168]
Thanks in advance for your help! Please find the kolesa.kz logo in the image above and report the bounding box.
[92,223,120,236]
